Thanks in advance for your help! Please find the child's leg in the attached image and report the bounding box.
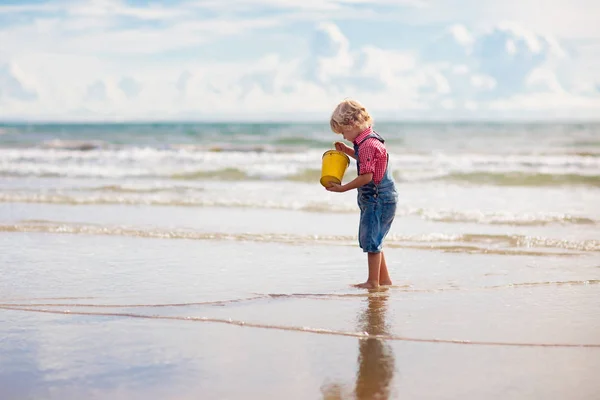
[355,252,381,289]
[379,251,392,286]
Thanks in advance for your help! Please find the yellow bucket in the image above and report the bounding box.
[320,150,350,187]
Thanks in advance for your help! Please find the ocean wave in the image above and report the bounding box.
[570,140,600,148]
[0,145,600,187]
[415,209,596,226]
[2,145,600,187]
[172,143,305,153]
[0,191,358,212]
[171,167,326,182]
[3,147,600,167]
[487,280,600,289]
[2,220,598,254]
[432,171,600,187]
[1,163,599,188]
[394,233,600,252]
[5,280,599,305]
[271,136,334,147]
[35,139,324,154]
[171,168,253,181]
[86,184,204,194]
[0,148,321,180]
[41,139,109,151]
[0,191,597,228]
[4,304,597,348]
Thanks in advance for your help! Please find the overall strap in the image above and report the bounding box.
[354,131,389,188]
[356,131,385,146]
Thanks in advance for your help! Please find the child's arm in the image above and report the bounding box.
[326,173,373,193]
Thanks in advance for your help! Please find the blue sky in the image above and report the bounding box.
[1,0,599,121]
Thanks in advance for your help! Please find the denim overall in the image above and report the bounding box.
[354,132,398,253]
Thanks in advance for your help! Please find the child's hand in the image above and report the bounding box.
[334,142,349,154]
[326,182,345,192]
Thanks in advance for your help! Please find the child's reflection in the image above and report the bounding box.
[322,291,396,400]
[355,291,395,399]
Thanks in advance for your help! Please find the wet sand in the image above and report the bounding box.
[1,208,600,399]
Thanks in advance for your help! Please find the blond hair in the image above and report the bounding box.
[329,98,373,134]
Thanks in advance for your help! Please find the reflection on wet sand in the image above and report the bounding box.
[355,291,396,399]
[322,290,396,399]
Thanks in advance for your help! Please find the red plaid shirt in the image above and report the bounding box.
[353,126,388,184]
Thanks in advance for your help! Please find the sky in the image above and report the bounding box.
[1,0,600,121]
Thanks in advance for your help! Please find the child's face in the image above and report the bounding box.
[340,126,361,142]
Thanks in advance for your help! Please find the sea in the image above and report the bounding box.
[1,121,599,222]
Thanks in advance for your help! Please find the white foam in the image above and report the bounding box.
[1,148,599,181]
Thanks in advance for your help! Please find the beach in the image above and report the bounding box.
[1,122,599,399]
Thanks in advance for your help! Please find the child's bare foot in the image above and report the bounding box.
[354,281,380,289]
[379,280,393,286]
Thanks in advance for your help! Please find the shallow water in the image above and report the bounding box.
[1,232,599,399]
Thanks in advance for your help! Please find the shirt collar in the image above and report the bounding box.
[353,126,373,145]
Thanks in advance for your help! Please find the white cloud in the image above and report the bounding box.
[420,67,452,95]
[0,1,599,120]
[0,1,284,58]
[471,26,570,97]
[452,64,470,75]
[67,0,184,20]
[298,23,455,107]
[489,92,600,114]
[449,24,474,47]
[17,18,280,56]
[119,77,142,98]
[359,47,417,74]
[0,3,58,14]
[415,0,600,40]
[526,68,564,93]
[470,74,497,90]
[0,0,185,20]
[85,80,108,102]
[465,100,478,110]
[0,63,38,102]
[183,0,427,13]
[505,40,517,55]
[441,99,455,109]
[176,71,192,94]
[494,22,566,58]
[304,22,353,84]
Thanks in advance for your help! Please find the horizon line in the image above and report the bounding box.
[2,118,600,125]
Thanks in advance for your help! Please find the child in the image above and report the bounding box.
[325,99,398,289]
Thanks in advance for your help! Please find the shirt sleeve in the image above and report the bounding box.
[358,139,383,176]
